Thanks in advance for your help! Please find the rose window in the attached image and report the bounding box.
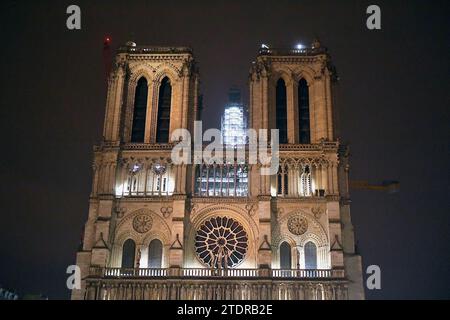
[287,215,308,236]
[195,216,248,268]
[132,214,152,234]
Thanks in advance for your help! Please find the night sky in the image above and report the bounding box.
[0,0,448,299]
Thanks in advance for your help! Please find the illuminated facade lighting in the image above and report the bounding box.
[221,88,247,147]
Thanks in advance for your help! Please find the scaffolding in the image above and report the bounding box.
[221,104,247,147]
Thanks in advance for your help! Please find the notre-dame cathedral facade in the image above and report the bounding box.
[72,40,364,300]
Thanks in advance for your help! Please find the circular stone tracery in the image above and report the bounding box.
[132,214,153,234]
[287,215,308,236]
[195,216,248,268]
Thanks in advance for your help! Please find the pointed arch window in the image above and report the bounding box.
[298,78,311,143]
[304,241,317,269]
[277,165,288,196]
[156,77,172,143]
[280,242,292,269]
[276,78,288,144]
[148,239,163,268]
[121,239,136,268]
[300,165,312,196]
[131,77,148,142]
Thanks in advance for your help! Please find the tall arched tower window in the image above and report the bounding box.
[131,77,148,142]
[275,78,288,144]
[156,77,172,143]
[148,239,163,268]
[300,165,312,196]
[280,242,292,269]
[277,165,289,196]
[304,241,317,269]
[298,78,311,143]
[121,239,136,268]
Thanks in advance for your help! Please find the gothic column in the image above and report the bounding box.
[181,68,191,130]
[144,80,155,143]
[286,78,296,143]
[322,162,328,194]
[103,62,126,142]
[325,69,334,140]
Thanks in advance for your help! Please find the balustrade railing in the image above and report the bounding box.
[181,268,259,277]
[271,269,344,278]
[89,267,344,279]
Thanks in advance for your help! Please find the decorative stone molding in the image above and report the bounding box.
[132,214,153,234]
[330,235,343,251]
[245,203,258,216]
[115,208,171,245]
[115,204,127,218]
[311,206,325,220]
[273,210,328,248]
[190,204,259,235]
[160,206,173,218]
[287,215,308,236]
[190,204,199,215]
[170,234,183,249]
[85,278,349,300]
[117,197,177,202]
[259,235,271,251]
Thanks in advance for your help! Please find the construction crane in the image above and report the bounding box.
[339,145,399,194]
[103,36,112,84]
[349,180,400,194]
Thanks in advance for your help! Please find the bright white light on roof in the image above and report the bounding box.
[296,44,304,49]
[221,104,247,147]
[131,164,141,173]
[261,44,269,49]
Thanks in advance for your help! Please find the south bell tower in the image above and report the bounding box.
[72,40,364,300]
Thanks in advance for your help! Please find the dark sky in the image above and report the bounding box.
[0,0,448,299]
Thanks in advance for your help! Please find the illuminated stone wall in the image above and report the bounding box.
[72,41,364,300]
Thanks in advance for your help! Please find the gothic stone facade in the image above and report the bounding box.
[72,41,364,300]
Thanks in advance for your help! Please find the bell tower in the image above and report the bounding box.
[103,42,199,144]
[249,40,336,144]
[249,40,364,299]
[72,42,199,300]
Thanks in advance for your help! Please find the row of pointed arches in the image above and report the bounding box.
[275,78,311,144]
[131,77,172,143]
[122,240,318,269]
[280,241,317,269]
[121,238,163,268]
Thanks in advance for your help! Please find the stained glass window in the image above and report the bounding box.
[280,242,292,269]
[276,78,288,144]
[156,77,172,143]
[131,77,148,142]
[195,216,248,268]
[121,239,136,268]
[304,241,317,269]
[148,239,163,268]
[298,78,310,144]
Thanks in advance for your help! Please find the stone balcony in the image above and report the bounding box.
[84,267,349,300]
[90,267,344,279]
